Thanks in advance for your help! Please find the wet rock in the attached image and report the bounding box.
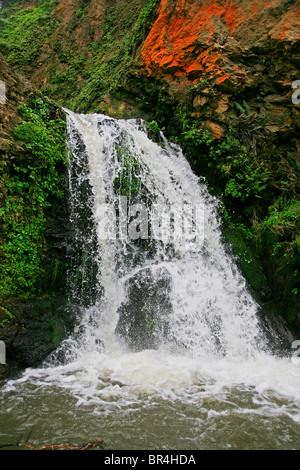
[0,299,76,369]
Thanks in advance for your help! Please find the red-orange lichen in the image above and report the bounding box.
[277,24,288,40]
[141,0,243,81]
[141,0,300,89]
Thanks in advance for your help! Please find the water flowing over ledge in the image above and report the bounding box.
[60,110,269,359]
[1,111,299,449]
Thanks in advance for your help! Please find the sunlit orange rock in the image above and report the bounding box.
[141,0,300,89]
[140,0,300,137]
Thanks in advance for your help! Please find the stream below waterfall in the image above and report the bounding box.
[0,112,299,450]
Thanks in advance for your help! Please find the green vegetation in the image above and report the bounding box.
[0,0,160,112]
[145,120,160,142]
[114,144,144,196]
[131,80,299,334]
[0,0,59,67]
[0,97,67,299]
[182,125,272,202]
[70,0,160,112]
[179,117,299,332]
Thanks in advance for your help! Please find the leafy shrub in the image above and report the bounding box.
[0,97,67,299]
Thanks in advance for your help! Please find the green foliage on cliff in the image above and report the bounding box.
[0,0,159,113]
[69,0,160,112]
[180,118,300,332]
[133,78,299,333]
[0,0,59,67]
[114,145,143,196]
[0,97,67,299]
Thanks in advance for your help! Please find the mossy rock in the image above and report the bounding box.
[0,298,76,370]
[223,227,270,302]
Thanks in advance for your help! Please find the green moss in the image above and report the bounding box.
[51,319,64,346]
[70,0,160,112]
[0,0,159,112]
[253,198,300,329]
[113,145,145,196]
[145,120,160,142]
[0,0,59,67]
[0,305,20,327]
[0,97,68,300]
[224,227,268,297]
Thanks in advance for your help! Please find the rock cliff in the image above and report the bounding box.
[0,53,75,373]
[141,0,300,137]
[0,0,299,370]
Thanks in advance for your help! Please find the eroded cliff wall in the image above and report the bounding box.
[0,0,299,345]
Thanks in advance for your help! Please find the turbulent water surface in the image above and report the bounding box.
[0,113,299,450]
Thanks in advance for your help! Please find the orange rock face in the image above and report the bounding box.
[141,0,300,88]
[142,0,238,82]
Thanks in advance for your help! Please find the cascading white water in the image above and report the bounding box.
[60,110,269,362]
[1,111,300,450]
[33,110,297,396]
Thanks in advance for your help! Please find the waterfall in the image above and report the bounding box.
[2,111,300,448]
[53,110,272,365]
